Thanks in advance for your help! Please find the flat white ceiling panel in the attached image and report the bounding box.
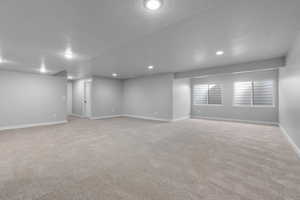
[0,0,299,78]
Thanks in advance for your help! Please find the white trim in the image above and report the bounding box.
[90,115,122,120]
[172,116,190,122]
[191,116,278,126]
[69,113,84,118]
[232,67,278,75]
[122,114,171,122]
[0,120,68,131]
[194,104,224,106]
[91,114,190,122]
[232,105,276,108]
[279,125,300,158]
[175,57,284,79]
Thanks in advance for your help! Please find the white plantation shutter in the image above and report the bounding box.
[193,84,222,105]
[193,84,208,105]
[208,84,222,104]
[234,82,252,106]
[234,80,274,106]
[253,80,273,106]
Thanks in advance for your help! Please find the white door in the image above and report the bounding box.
[67,81,73,115]
[83,79,92,118]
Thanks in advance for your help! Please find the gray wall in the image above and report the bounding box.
[91,76,123,118]
[72,80,84,116]
[191,69,279,124]
[0,70,67,129]
[123,73,174,120]
[173,78,191,120]
[279,33,300,150]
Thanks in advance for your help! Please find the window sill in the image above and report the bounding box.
[232,105,275,108]
[194,104,224,106]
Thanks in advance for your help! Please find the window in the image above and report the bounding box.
[253,80,274,106]
[234,80,274,106]
[234,82,252,106]
[193,84,222,105]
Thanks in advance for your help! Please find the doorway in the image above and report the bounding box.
[70,78,92,119]
[83,79,92,118]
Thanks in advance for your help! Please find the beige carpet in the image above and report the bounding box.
[0,117,299,200]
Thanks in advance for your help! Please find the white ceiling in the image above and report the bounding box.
[0,0,299,79]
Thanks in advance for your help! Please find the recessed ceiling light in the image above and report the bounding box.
[40,60,47,73]
[64,48,74,60]
[148,65,154,70]
[0,57,3,63]
[144,0,162,11]
[67,76,73,80]
[40,66,47,74]
[216,51,224,56]
[40,68,46,73]
[112,73,118,77]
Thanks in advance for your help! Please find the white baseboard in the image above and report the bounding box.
[191,116,278,126]
[279,125,300,158]
[172,116,190,122]
[122,114,171,122]
[90,115,122,120]
[90,114,190,122]
[0,120,68,131]
[69,113,84,118]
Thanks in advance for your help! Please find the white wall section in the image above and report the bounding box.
[279,32,300,153]
[123,74,174,121]
[0,70,67,129]
[91,76,123,119]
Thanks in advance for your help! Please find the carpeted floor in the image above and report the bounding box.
[0,117,299,199]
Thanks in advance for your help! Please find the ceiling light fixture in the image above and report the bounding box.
[148,65,154,70]
[40,67,46,73]
[64,48,74,60]
[216,50,224,56]
[0,57,3,63]
[67,76,73,80]
[144,0,162,11]
[40,59,47,74]
[112,73,118,77]
[40,65,46,73]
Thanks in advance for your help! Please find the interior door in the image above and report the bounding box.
[83,79,92,118]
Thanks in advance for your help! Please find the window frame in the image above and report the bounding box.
[233,80,275,108]
[192,83,224,106]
